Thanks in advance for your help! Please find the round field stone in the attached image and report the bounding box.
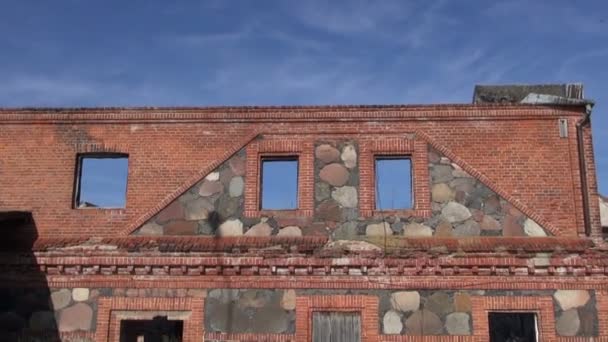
[405,309,442,335]
[137,222,164,235]
[554,290,590,311]
[445,312,471,335]
[556,309,580,336]
[341,144,357,168]
[58,303,93,332]
[72,288,89,302]
[51,289,72,310]
[366,222,393,236]
[383,310,403,334]
[281,290,296,310]
[198,180,223,197]
[441,202,472,223]
[331,186,358,208]
[390,291,420,312]
[319,163,350,186]
[245,222,272,236]
[218,219,244,236]
[432,183,454,203]
[403,223,433,237]
[524,218,547,236]
[277,226,302,237]
[229,177,244,197]
[315,144,340,164]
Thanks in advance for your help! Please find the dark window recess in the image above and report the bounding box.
[261,157,298,210]
[375,157,413,210]
[74,154,128,208]
[489,312,538,342]
[120,317,183,342]
[312,312,361,342]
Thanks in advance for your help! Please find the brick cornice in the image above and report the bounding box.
[0,105,584,124]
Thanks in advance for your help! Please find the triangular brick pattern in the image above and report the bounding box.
[133,149,249,236]
[133,142,549,237]
[424,146,549,237]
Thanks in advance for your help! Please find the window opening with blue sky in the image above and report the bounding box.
[75,155,129,208]
[261,158,298,210]
[375,157,412,210]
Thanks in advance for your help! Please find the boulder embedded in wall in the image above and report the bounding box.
[390,291,420,312]
[445,312,471,335]
[72,288,89,302]
[453,220,481,236]
[426,292,453,316]
[51,289,72,310]
[441,202,472,223]
[137,222,164,235]
[431,164,453,183]
[383,310,403,334]
[431,183,454,203]
[198,180,223,197]
[58,303,93,332]
[281,290,296,310]
[245,222,272,236]
[434,221,453,236]
[331,186,358,208]
[319,163,350,186]
[404,309,442,335]
[554,290,590,311]
[184,197,214,221]
[502,215,525,236]
[316,200,342,221]
[341,144,357,168]
[403,223,433,237]
[229,177,244,197]
[205,171,220,181]
[366,222,392,236]
[164,221,198,235]
[480,215,501,231]
[523,219,547,236]
[277,226,302,237]
[315,144,340,164]
[218,219,244,236]
[326,240,382,253]
[454,293,472,312]
[29,311,56,332]
[556,309,580,336]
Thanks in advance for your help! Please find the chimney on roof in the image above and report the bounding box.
[473,83,585,104]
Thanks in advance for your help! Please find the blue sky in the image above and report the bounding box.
[0,0,606,194]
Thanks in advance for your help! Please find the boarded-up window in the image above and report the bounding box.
[312,312,361,342]
[489,312,538,342]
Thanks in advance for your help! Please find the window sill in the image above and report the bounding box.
[244,209,313,218]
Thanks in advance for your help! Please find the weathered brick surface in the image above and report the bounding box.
[0,105,596,238]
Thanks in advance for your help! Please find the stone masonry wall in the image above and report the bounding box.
[3,287,596,338]
[134,140,548,237]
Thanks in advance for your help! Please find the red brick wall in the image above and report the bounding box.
[0,105,593,237]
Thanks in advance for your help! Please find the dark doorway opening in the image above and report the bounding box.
[312,311,361,342]
[489,312,538,342]
[119,316,183,342]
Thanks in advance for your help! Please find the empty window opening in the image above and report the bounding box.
[312,312,361,342]
[120,317,183,342]
[375,157,412,210]
[489,312,538,342]
[74,154,128,208]
[261,157,298,210]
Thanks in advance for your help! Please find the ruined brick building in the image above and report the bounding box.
[0,84,607,341]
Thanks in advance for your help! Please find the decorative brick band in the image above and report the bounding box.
[205,332,295,341]
[415,130,561,236]
[244,136,314,217]
[359,134,431,217]
[0,105,582,124]
[295,295,379,342]
[96,297,204,342]
[122,130,259,235]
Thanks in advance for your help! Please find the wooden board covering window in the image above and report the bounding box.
[312,312,361,342]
